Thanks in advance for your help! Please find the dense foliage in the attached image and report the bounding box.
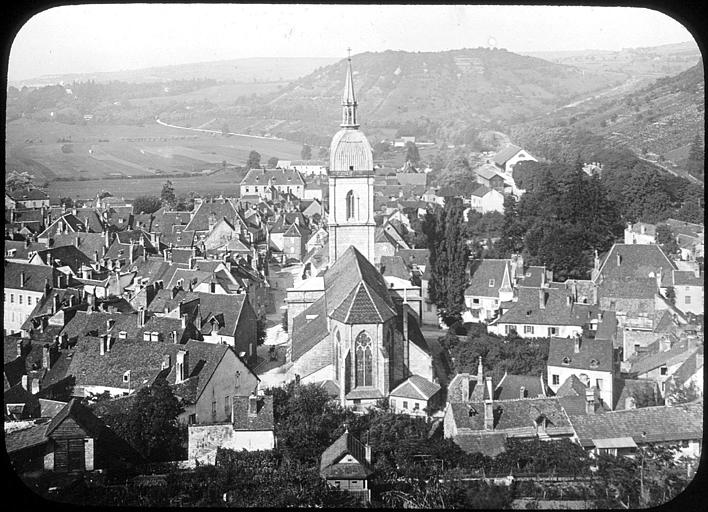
[132,195,163,215]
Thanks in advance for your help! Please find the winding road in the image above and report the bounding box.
[155,117,285,141]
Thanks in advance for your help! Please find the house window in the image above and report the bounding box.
[504,325,511,335]
[524,325,534,335]
[10,294,14,303]
[355,331,373,387]
[188,414,196,424]
[685,296,691,305]
[681,440,689,448]
[489,279,495,287]
[225,396,230,416]
[660,366,667,376]
[552,374,559,386]
[403,401,408,409]
[27,296,32,306]
[18,295,22,305]
[211,401,217,419]
[562,357,571,365]
[548,326,557,336]
[596,378,603,390]
[473,298,480,304]
[414,402,420,410]
[334,481,341,488]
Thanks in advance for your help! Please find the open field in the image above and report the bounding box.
[45,170,249,201]
[130,82,288,107]
[6,118,304,182]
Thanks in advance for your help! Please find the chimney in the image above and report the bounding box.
[566,295,572,307]
[44,278,50,296]
[209,280,216,293]
[16,339,23,359]
[176,350,189,383]
[181,313,188,329]
[585,387,595,415]
[364,442,372,464]
[106,335,113,352]
[31,378,41,395]
[538,289,545,309]
[574,335,581,354]
[52,294,60,314]
[21,375,29,391]
[100,334,108,355]
[656,267,663,290]
[129,240,135,263]
[171,330,178,344]
[248,394,258,417]
[660,336,672,352]
[137,307,146,327]
[104,230,110,249]
[94,250,99,263]
[519,385,526,399]
[42,344,52,370]
[75,236,80,248]
[162,354,171,370]
[20,271,26,288]
[616,253,621,266]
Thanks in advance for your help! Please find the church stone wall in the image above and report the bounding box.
[291,336,333,380]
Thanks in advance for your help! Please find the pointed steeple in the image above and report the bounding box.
[341,50,359,128]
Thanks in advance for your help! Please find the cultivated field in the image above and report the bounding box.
[6,118,304,183]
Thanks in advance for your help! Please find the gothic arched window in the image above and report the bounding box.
[355,331,373,387]
[346,190,355,220]
[334,331,341,381]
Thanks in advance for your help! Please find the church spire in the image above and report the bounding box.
[341,49,359,128]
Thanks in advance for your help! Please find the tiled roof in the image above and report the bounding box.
[596,244,675,285]
[626,339,696,376]
[241,168,305,187]
[517,266,547,288]
[291,297,330,362]
[493,144,522,165]
[597,277,657,300]
[547,337,613,373]
[672,271,703,286]
[380,256,411,280]
[498,287,599,327]
[320,431,374,479]
[46,398,105,437]
[613,379,660,410]
[146,288,199,314]
[34,245,94,274]
[184,200,238,232]
[397,249,430,268]
[450,397,572,433]
[569,402,703,447]
[554,374,587,398]
[390,374,440,400]
[50,233,107,261]
[495,373,546,400]
[8,188,49,201]
[465,259,511,298]
[323,246,397,324]
[195,292,247,337]
[4,261,59,292]
[4,240,48,260]
[39,214,88,238]
[232,395,274,431]
[4,422,49,453]
[454,432,507,457]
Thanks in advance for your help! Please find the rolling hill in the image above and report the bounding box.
[205,48,625,144]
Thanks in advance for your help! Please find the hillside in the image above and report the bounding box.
[510,58,704,179]
[9,57,340,88]
[175,48,624,145]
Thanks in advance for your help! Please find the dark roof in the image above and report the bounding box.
[466,259,511,298]
[4,423,49,453]
[493,144,522,165]
[146,288,199,314]
[454,432,507,457]
[397,249,430,268]
[499,286,599,327]
[449,397,572,433]
[380,256,411,280]
[46,398,105,437]
[232,395,274,431]
[8,188,49,201]
[291,297,330,362]
[547,337,613,373]
[195,292,248,337]
[4,240,48,260]
[495,373,546,400]
[241,168,305,187]
[597,277,657,300]
[569,403,703,447]
[184,200,238,232]
[323,246,397,324]
[625,339,696,376]
[34,245,94,274]
[4,261,59,292]
[50,232,106,260]
[672,271,703,286]
[320,431,374,479]
[596,244,675,285]
[390,374,440,400]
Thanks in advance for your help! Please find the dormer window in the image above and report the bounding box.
[562,357,571,365]
[589,359,599,369]
[489,279,495,287]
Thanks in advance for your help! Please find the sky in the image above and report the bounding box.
[7,4,697,82]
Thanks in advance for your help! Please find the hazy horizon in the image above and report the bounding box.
[8,4,698,83]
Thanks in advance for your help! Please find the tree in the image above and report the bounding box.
[404,141,420,165]
[685,133,704,181]
[267,156,279,168]
[246,150,261,169]
[133,195,162,214]
[656,224,679,256]
[124,379,185,461]
[666,380,700,405]
[300,144,312,160]
[6,170,35,191]
[59,197,74,208]
[256,314,267,346]
[161,180,176,208]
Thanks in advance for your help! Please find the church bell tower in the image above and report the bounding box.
[328,53,376,264]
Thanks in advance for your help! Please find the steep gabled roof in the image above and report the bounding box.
[291,297,330,362]
[390,374,441,400]
[493,144,522,165]
[547,337,613,373]
[465,259,512,298]
[320,430,374,479]
[323,246,396,324]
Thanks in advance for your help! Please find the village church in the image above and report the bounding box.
[284,56,435,409]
